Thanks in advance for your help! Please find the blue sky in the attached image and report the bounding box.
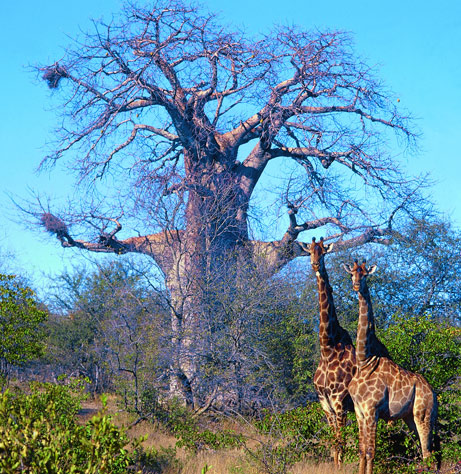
[1,0,460,292]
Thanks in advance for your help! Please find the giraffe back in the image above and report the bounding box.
[349,357,436,421]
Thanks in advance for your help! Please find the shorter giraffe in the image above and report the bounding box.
[307,238,356,467]
[344,261,437,474]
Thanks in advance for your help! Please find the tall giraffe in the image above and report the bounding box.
[307,237,356,467]
[344,261,438,474]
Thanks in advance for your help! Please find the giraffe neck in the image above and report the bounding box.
[357,283,377,363]
[316,264,350,356]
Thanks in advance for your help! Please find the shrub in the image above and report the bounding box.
[0,274,48,386]
[255,404,332,465]
[0,381,133,473]
[131,444,181,473]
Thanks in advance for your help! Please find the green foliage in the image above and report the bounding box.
[249,404,331,473]
[174,424,242,452]
[380,314,460,391]
[373,420,423,474]
[0,381,134,473]
[28,376,90,427]
[45,311,108,392]
[0,274,48,384]
[380,314,461,464]
[165,402,243,452]
[201,464,212,474]
[255,404,332,464]
[259,277,319,400]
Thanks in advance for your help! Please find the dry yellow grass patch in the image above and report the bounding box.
[289,461,357,474]
[78,396,356,473]
[179,449,254,474]
[177,455,354,474]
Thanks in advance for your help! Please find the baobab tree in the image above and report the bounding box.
[37,0,422,407]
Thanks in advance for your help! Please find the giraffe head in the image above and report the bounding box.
[307,237,333,272]
[343,260,377,292]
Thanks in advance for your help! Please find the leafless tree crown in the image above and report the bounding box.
[37,0,423,271]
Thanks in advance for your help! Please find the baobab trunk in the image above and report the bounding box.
[166,170,249,406]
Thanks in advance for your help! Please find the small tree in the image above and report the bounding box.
[374,218,461,324]
[0,274,48,387]
[46,260,169,405]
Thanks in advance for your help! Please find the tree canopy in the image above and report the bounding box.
[38,0,421,268]
[0,274,48,385]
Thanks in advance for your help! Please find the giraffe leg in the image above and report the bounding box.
[324,411,340,467]
[364,418,377,474]
[357,412,377,474]
[414,391,438,470]
[356,415,367,474]
[414,411,436,467]
[318,396,341,467]
[335,411,347,467]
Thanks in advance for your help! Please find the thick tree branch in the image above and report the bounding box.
[270,144,353,169]
[252,225,393,274]
[250,201,400,273]
[40,212,177,274]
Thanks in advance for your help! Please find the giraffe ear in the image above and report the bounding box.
[342,263,353,274]
[299,241,313,255]
[324,242,334,254]
[367,265,378,275]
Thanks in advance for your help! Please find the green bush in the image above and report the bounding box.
[255,404,332,465]
[0,381,132,473]
[249,404,333,474]
[131,443,181,473]
[0,274,48,386]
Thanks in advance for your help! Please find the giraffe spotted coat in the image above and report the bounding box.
[308,238,356,467]
[345,261,437,474]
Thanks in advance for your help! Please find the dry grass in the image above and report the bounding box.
[76,396,361,473]
[174,450,354,474]
[77,396,458,474]
[78,396,354,473]
[290,461,357,474]
[180,449,254,474]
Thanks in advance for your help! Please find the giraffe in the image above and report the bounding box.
[306,237,356,467]
[344,260,438,474]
